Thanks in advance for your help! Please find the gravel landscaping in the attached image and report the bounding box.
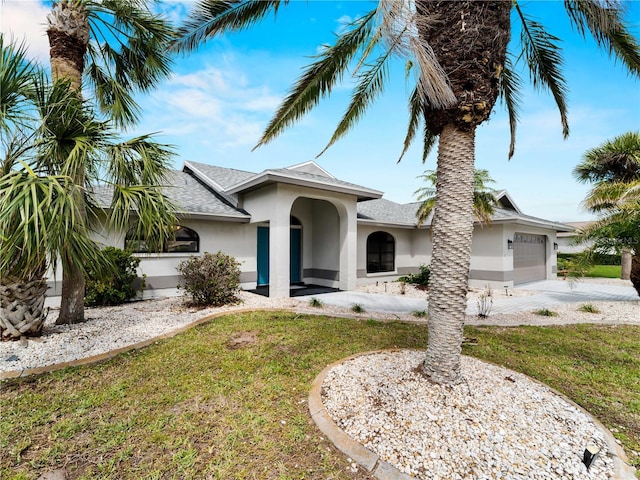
[322,350,617,479]
[1,278,637,479]
[1,279,638,375]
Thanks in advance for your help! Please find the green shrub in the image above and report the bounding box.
[579,304,600,314]
[177,251,241,307]
[85,247,140,306]
[398,264,431,287]
[309,297,323,308]
[351,303,365,313]
[533,308,558,317]
[412,310,427,318]
[556,257,570,271]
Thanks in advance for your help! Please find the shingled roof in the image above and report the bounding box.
[90,171,250,221]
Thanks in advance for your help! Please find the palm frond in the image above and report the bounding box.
[514,4,569,138]
[255,9,378,149]
[583,180,640,212]
[108,184,177,253]
[0,169,101,279]
[397,84,421,163]
[564,0,640,77]
[81,0,174,127]
[573,131,640,184]
[0,35,41,132]
[421,123,437,164]
[378,0,455,109]
[106,134,175,187]
[173,0,285,54]
[317,33,393,157]
[499,54,523,159]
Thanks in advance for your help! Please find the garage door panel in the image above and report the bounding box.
[513,233,546,284]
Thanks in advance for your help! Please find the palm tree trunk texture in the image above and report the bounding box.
[48,0,90,324]
[423,125,476,384]
[621,248,632,281]
[631,251,640,297]
[0,278,48,339]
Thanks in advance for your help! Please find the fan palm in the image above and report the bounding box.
[44,0,174,324]
[173,0,640,384]
[0,36,177,337]
[415,169,497,226]
[578,178,640,295]
[574,131,640,282]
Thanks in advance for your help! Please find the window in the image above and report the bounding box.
[367,231,395,273]
[125,225,199,253]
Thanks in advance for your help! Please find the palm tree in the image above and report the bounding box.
[574,131,640,280]
[173,1,640,384]
[415,169,498,226]
[0,36,177,338]
[44,0,174,324]
[575,154,640,296]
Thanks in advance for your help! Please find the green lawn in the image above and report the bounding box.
[2,312,638,479]
[585,264,622,278]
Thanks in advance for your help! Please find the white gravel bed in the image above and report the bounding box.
[0,291,302,374]
[322,350,615,479]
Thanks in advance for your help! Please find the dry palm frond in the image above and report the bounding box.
[376,0,455,109]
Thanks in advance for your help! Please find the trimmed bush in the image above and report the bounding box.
[85,247,140,306]
[399,264,431,287]
[177,251,241,307]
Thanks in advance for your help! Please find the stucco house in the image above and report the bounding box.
[75,160,572,299]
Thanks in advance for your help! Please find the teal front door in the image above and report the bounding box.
[290,228,301,283]
[257,226,269,285]
[257,226,301,286]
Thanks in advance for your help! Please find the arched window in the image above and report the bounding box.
[125,225,199,253]
[367,231,395,273]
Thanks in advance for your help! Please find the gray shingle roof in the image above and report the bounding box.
[90,171,249,219]
[185,161,255,190]
[357,200,573,231]
[357,199,420,226]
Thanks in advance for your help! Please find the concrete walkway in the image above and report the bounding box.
[311,280,638,316]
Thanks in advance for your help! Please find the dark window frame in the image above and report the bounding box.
[125,225,200,253]
[366,231,395,273]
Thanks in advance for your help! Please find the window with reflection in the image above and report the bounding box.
[366,231,395,273]
[125,225,199,253]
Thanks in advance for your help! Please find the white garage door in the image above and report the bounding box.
[513,233,546,284]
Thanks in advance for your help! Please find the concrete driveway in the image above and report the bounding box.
[311,280,638,316]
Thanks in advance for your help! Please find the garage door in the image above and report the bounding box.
[513,233,546,284]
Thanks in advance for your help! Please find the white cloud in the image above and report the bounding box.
[1,0,50,63]
[164,89,223,119]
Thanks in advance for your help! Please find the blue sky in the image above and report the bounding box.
[2,0,640,222]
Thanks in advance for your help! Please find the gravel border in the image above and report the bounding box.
[312,350,637,479]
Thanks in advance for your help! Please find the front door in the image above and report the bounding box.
[290,227,302,283]
[257,226,269,286]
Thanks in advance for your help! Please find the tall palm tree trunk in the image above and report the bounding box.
[48,0,90,325]
[423,125,476,384]
[631,250,640,296]
[621,248,632,281]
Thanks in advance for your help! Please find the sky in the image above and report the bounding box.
[2,0,640,222]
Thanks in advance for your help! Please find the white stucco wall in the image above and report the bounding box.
[241,183,358,296]
[356,224,421,285]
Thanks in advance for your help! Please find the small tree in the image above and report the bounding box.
[177,251,241,307]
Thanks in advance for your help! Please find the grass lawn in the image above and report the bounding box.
[585,264,622,278]
[1,312,639,479]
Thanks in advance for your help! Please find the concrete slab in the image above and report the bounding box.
[310,280,638,317]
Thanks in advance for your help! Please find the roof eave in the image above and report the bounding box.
[227,172,383,200]
[491,216,575,232]
[357,218,418,229]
